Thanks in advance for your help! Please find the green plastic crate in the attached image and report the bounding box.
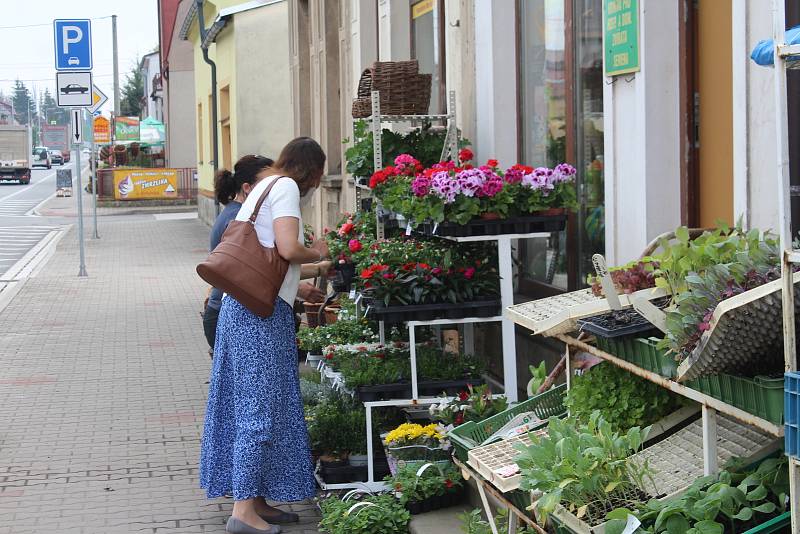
[686,374,784,425]
[449,383,567,462]
[741,511,791,533]
[595,336,678,379]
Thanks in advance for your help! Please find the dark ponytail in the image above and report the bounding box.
[214,154,275,204]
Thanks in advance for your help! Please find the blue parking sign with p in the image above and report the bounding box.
[54,19,92,71]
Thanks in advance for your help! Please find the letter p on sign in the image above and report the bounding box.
[54,19,92,71]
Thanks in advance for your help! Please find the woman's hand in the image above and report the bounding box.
[274,217,328,264]
[310,238,329,260]
[297,282,325,303]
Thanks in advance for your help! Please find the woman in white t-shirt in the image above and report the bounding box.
[200,138,330,534]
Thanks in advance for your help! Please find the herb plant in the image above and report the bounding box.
[515,412,653,526]
[386,464,463,503]
[319,493,411,534]
[564,362,682,433]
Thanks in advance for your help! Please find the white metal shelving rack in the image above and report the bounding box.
[772,0,800,530]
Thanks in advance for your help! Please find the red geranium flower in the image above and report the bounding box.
[458,391,469,401]
[360,267,376,279]
[325,353,334,360]
[418,263,431,270]
[459,148,474,163]
[487,159,499,168]
[339,222,355,235]
[348,239,363,253]
[382,273,396,280]
[464,267,476,280]
[454,412,464,425]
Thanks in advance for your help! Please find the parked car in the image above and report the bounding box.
[48,149,64,165]
[32,146,51,169]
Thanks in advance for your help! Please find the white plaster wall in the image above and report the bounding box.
[604,0,681,265]
[743,2,780,233]
[165,70,197,168]
[378,0,410,61]
[473,0,517,167]
[444,0,476,147]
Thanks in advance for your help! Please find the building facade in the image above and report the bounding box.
[140,51,164,122]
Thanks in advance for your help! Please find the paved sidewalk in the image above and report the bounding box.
[34,184,196,217]
[0,217,321,533]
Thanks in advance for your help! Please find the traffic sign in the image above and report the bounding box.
[56,71,93,107]
[88,85,108,114]
[54,19,92,71]
[71,109,84,145]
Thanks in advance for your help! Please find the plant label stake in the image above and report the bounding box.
[631,293,668,333]
[592,254,622,310]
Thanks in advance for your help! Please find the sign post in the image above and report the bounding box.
[91,115,98,239]
[55,18,92,277]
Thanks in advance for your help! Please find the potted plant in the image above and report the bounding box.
[319,493,411,534]
[387,464,464,515]
[383,423,450,475]
[429,384,508,428]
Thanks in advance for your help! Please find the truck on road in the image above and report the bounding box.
[0,125,32,184]
[41,124,70,163]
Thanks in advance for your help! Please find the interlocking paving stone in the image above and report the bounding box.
[0,217,322,533]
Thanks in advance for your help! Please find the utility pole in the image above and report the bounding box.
[112,15,120,115]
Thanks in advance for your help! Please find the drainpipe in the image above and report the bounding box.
[195,0,220,210]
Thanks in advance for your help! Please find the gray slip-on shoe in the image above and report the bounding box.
[225,517,282,534]
[258,510,299,524]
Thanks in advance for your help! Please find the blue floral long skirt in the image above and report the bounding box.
[199,296,315,502]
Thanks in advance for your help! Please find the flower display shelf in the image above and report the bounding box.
[686,374,784,426]
[450,384,568,462]
[675,272,800,382]
[366,298,501,323]
[315,458,391,486]
[415,213,567,238]
[504,287,668,338]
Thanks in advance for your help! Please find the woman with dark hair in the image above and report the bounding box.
[203,154,326,352]
[200,138,329,534]
[203,155,274,350]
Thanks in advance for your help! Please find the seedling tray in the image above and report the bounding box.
[405,488,464,515]
[366,299,501,323]
[595,336,678,379]
[355,382,411,402]
[577,308,657,339]
[686,373,784,425]
[416,214,567,238]
[450,384,567,462]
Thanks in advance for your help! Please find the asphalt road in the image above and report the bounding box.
[0,158,76,278]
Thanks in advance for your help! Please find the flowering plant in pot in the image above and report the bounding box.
[429,384,508,427]
[383,423,450,463]
[387,464,464,514]
[325,210,376,286]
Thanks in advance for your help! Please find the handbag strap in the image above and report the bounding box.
[248,176,286,224]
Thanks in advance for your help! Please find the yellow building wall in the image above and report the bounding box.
[697,0,733,227]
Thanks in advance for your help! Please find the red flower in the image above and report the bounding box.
[464,267,476,280]
[444,479,454,489]
[374,353,386,359]
[454,412,464,425]
[348,239,363,253]
[487,159,499,168]
[339,222,355,235]
[431,267,443,275]
[401,262,417,271]
[382,273,396,280]
[418,263,431,270]
[325,353,334,360]
[360,267,376,280]
[356,346,368,352]
[458,391,469,401]
[458,148,474,163]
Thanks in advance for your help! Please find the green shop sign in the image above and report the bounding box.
[603,0,640,76]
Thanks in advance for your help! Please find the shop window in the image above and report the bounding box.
[410,0,446,114]
[516,0,605,296]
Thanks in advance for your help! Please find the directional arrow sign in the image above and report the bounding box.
[71,109,83,145]
[88,84,108,114]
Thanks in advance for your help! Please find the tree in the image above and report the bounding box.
[12,79,36,126]
[40,88,66,126]
[120,58,143,117]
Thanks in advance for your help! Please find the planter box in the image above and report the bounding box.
[594,336,678,379]
[417,214,567,238]
[366,299,501,323]
[450,384,567,462]
[355,382,412,402]
[417,378,485,397]
[686,373,783,425]
[318,458,391,485]
[405,488,464,515]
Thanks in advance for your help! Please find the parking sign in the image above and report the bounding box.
[54,19,92,71]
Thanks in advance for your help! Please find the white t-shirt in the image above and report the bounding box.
[235,175,304,305]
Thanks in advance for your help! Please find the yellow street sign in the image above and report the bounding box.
[89,84,108,114]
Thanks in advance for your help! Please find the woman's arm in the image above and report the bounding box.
[274,216,329,264]
[300,261,332,279]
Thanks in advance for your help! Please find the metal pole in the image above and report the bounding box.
[91,115,98,239]
[112,15,120,115]
[73,110,87,277]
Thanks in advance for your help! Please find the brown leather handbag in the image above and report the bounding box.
[196,177,289,318]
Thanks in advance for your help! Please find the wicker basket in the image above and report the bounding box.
[352,61,433,118]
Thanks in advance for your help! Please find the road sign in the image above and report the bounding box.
[54,19,92,71]
[88,85,108,114]
[71,109,83,145]
[56,71,93,107]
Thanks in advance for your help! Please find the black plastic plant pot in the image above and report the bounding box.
[319,457,348,469]
[320,464,367,484]
[367,299,501,323]
[355,382,412,402]
[577,308,659,339]
[416,214,568,238]
[418,378,485,397]
[406,501,423,515]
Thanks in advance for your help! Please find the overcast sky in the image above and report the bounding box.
[0,1,159,114]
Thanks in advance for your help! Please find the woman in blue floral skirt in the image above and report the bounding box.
[200,138,329,534]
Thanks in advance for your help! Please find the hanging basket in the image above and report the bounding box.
[352,61,433,118]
